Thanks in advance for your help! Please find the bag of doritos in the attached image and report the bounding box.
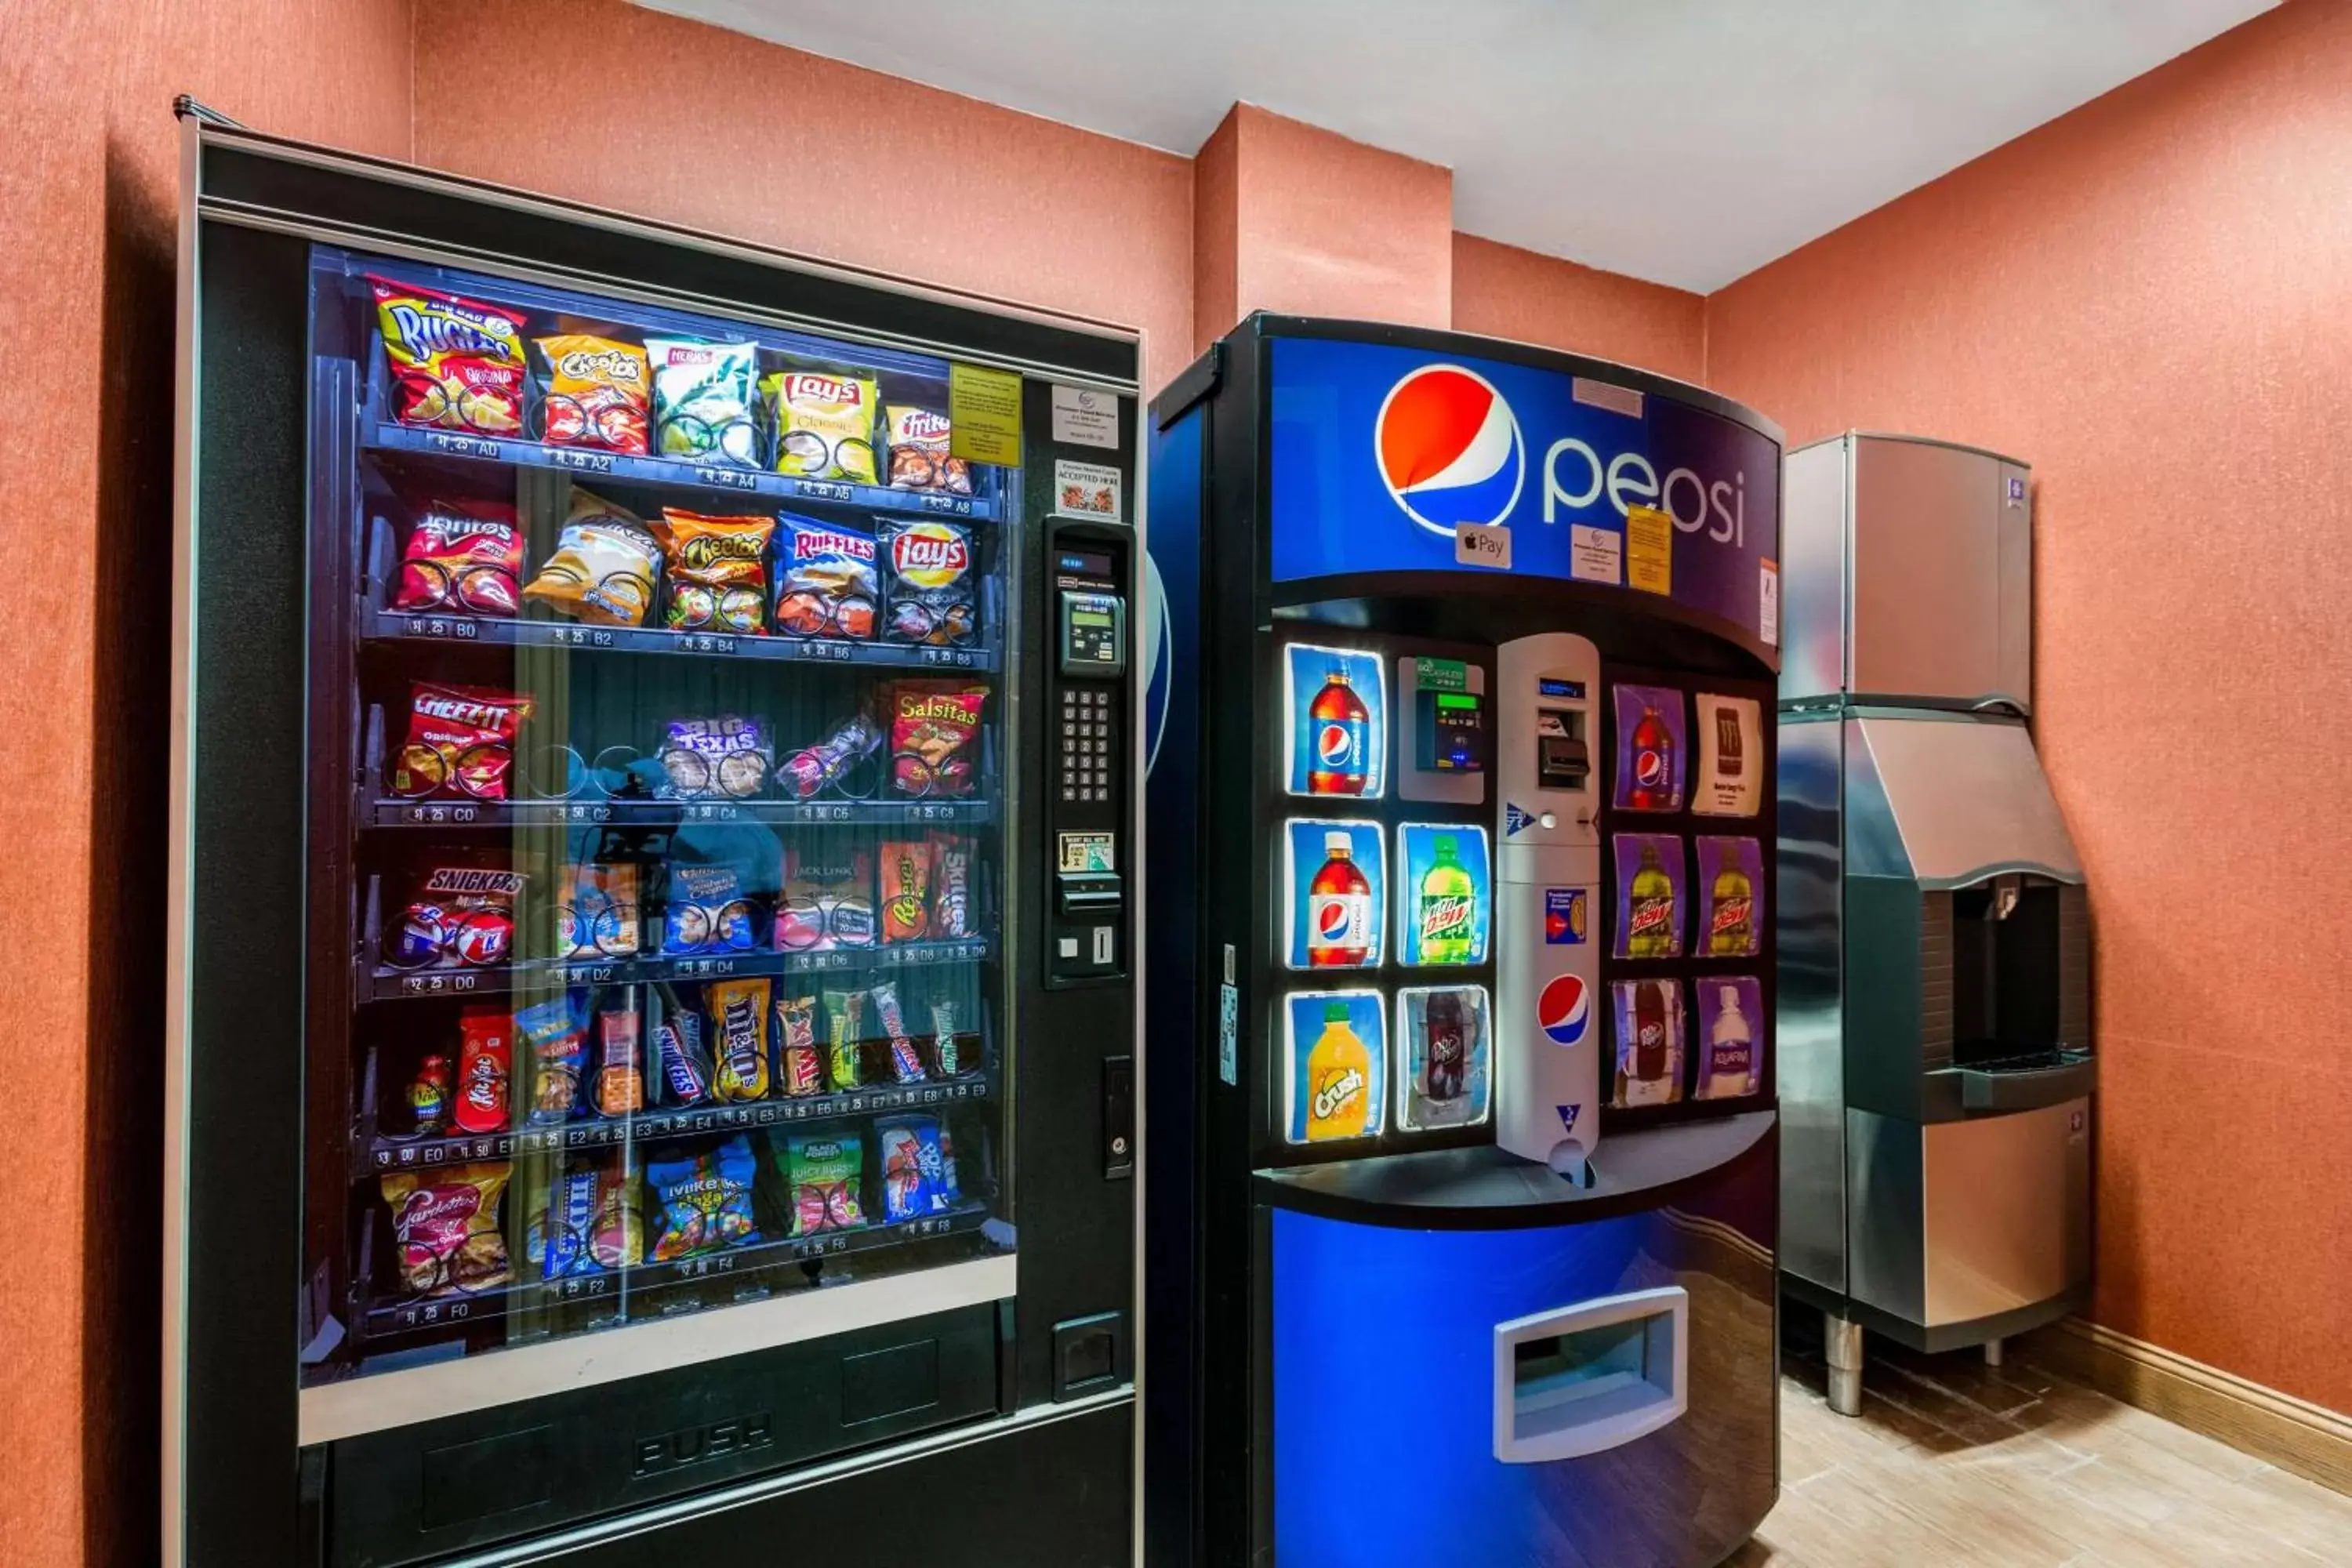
[393,496,523,618]
[534,334,650,455]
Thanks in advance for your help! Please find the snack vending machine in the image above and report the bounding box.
[165,117,1140,1566]
[1145,319,1781,1567]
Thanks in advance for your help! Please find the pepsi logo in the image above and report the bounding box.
[1537,974,1590,1047]
[1635,749,1666,787]
[1316,722,1356,768]
[1316,899,1352,941]
[1374,365,1525,539]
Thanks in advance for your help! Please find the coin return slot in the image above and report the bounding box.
[1493,1285,1686,1463]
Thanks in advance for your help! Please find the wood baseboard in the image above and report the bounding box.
[2024,1316,2352,1497]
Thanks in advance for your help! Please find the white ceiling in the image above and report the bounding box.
[642,0,2273,292]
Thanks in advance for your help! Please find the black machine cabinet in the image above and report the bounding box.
[165,117,1139,1566]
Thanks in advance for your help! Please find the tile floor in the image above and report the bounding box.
[1730,1326,2352,1566]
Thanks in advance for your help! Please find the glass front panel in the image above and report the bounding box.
[299,246,1014,1390]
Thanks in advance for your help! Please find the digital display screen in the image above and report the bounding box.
[1073,610,1113,629]
[1436,694,1480,710]
[1537,677,1587,699]
[1057,550,1115,577]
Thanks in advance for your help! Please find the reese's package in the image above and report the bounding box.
[521,490,661,626]
[372,278,527,434]
[534,334,650,455]
[879,519,976,645]
[764,367,879,482]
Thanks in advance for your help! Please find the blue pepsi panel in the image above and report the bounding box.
[1267,339,1780,652]
[1282,642,1388,798]
[1282,818,1385,971]
[1271,1196,1774,1567]
[1393,822,1491,967]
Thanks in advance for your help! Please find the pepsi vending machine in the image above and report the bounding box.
[1145,318,1781,1567]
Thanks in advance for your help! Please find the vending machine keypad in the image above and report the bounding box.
[1059,688,1117,803]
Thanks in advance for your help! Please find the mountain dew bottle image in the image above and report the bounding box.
[1305,1001,1370,1140]
[1626,841,1678,957]
[1416,834,1477,964]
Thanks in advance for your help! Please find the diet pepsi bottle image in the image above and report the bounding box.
[1307,832,1372,967]
[1306,666,1370,795]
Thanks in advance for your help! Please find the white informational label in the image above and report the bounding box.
[1572,378,1643,419]
[1054,459,1123,521]
[1051,383,1120,449]
[1692,693,1763,818]
[1759,559,1780,646]
[1455,522,1512,569]
[1570,524,1623,585]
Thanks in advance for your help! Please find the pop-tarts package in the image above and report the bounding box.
[1612,684,1686,813]
[1396,985,1490,1131]
[1282,643,1386,799]
[1283,989,1386,1145]
[1611,833,1685,960]
[1611,979,1686,1109]
[1282,818,1385,971]
[877,1114,961,1221]
[1692,691,1762,817]
[1696,977,1763,1101]
[1695,836,1764,959]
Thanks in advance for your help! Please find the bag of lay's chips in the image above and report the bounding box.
[648,336,760,468]
[372,278,528,434]
[763,367,879,483]
[534,334,651,455]
[879,520,977,645]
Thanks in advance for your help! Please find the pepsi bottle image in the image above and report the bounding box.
[1628,702,1675,811]
[1305,666,1370,795]
[1307,832,1371,967]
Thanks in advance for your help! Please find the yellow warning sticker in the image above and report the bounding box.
[1625,504,1672,595]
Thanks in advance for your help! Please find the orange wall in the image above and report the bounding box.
[1452,233,1706,385]
[1706,0,2352,1413]
[411,0,1196,400]
[0,6,414,1565]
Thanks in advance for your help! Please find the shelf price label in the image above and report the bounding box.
[550,448,615,474]
[425,433,502,460]
[695,465,760,492]
[794,479,855,504]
